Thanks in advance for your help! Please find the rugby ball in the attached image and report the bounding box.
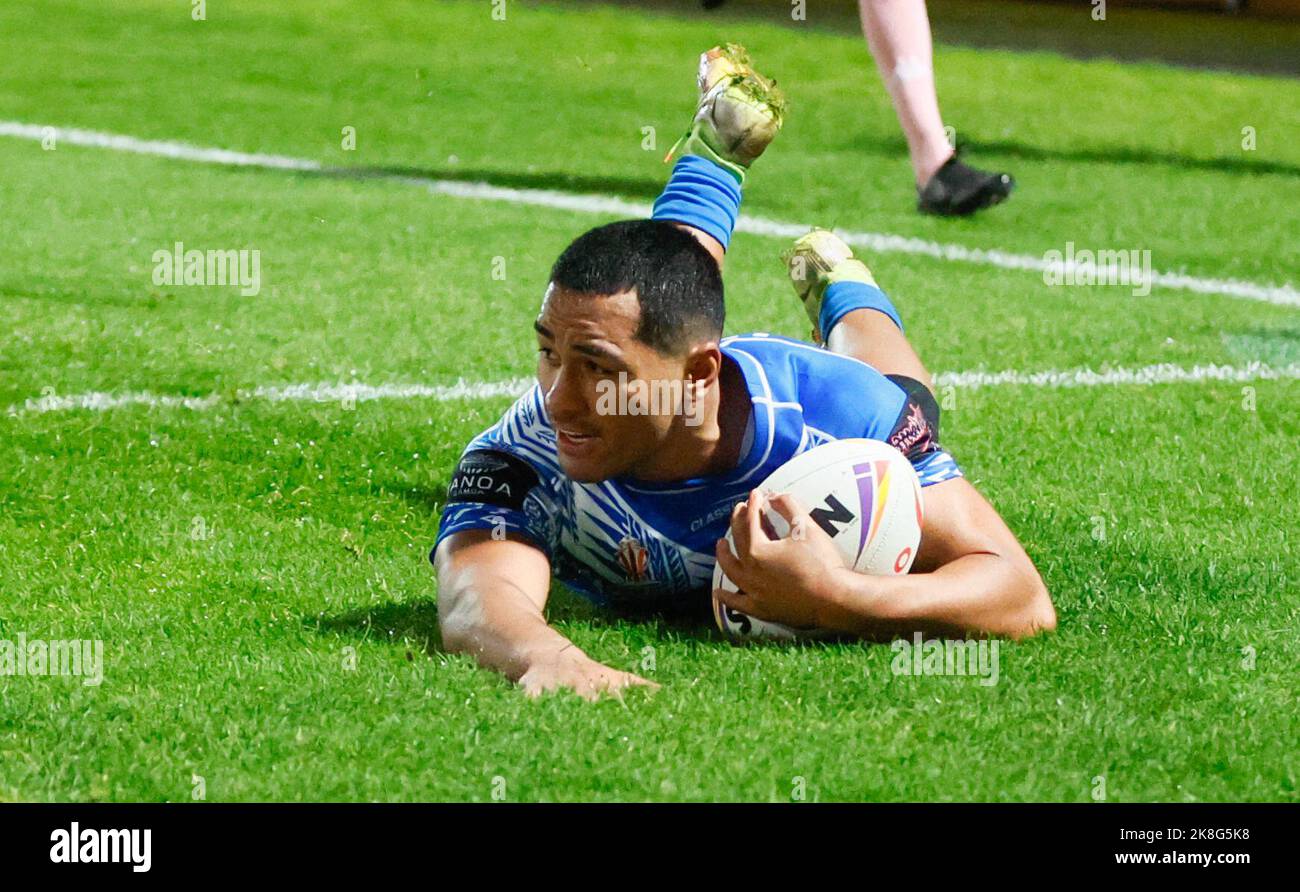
[712,438,924,642]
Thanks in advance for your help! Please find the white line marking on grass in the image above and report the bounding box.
[255,378,535,403]
[3,121,1297,308]
[15,391,226,413]
[932,360,1300,389]
[0,122,322,172]
[10,378,535,416]
[9,363,1297,417]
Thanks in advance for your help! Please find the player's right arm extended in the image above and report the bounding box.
[435,530,658,698]
[435,530,565,679]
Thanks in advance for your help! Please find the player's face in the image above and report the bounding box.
[535,284,695,482]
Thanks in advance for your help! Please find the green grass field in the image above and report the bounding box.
[1,0,1297,802]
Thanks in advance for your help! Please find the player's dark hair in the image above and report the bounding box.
[548,220,724,354]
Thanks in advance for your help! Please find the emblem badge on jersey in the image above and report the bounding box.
[616,536,650,581]
[888,401,934,458]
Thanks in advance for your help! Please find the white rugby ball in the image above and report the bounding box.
[712,438,924,642]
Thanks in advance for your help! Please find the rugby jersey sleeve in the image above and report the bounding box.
[763,334,963,488]
[432,384,561,559]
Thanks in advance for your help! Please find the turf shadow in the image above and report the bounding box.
[962,138,1300,179]
[307,586,721,659]
[293,164,666,202]
[307,143,1300,212]
[1221,325,1300,365]
[311,599,447,655]
[844,133,1300,179]
[0,279,170,310]
[390,482,446,515]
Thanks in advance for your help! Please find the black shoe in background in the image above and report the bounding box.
[917,154,1014,216]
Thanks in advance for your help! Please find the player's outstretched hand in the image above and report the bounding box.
[518,646,659,701]
[713,490,852,629]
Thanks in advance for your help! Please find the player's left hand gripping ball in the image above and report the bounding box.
[712,439,925,642]
[714,490,848,634]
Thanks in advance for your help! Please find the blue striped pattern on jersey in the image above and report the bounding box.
[434,333,961,608]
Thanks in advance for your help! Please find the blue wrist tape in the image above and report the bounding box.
[651,155,742,250]
[820,280,904,337]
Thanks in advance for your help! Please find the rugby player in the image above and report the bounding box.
[433,46,1055,699]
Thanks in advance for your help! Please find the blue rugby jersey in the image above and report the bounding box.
[433,333,961,609]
